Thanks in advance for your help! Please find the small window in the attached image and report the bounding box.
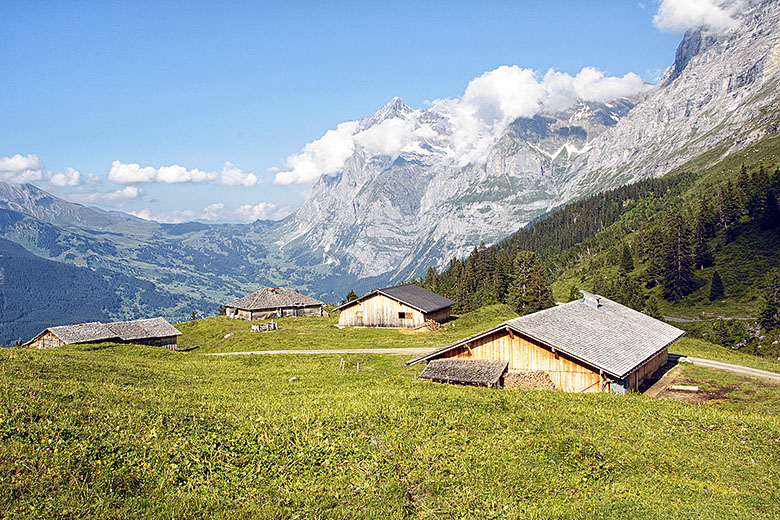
[398,312,412,319]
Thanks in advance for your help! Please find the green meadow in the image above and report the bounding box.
[2,309,780,519]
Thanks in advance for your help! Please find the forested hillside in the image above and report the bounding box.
[414,133,780,358]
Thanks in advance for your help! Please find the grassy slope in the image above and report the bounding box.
[550,133,780,354]
[1,342,779,519]
[174,304,519,354]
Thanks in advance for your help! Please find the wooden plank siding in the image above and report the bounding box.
[27,331,66,349]
[338,294,427,328]
[437,327,668,393]
[440,328,601,392]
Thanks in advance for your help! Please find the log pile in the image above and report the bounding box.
[504,370,557,390]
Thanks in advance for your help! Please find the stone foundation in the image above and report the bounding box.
[504,370,557,391]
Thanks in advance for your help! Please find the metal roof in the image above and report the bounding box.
[408,293,685,379]
[419,359,508,386]
[106,317,182,341]
[333,283,456,314]
[226,287,324,311]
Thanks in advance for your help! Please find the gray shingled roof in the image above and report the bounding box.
[408,293,685,379]
[333,284,456,313]
[226,287,324,311]
[106,317,182,340]
[26,317,181,346]
[45,322,117,344]
[419,359,508,386]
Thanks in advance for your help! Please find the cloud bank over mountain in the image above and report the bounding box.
[273,66,649,185]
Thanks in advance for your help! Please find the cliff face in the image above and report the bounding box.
[275,0,780,284]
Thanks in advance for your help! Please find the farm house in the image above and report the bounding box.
[225,287,326,320]
[24,317,182,350]
[333,283,455,328]
[407,291,685,394]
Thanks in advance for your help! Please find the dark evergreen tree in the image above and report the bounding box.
[642,225,666,288]
[568,285,580,302]
[761,190,780,230]
[424,266,439,292]
[620,244,634,273]
[340,290,359,305]
[662,212,698,301]
[507,251,553,315]
[709,270,725,301]
[758,275,780,330]
[693,211,714,270]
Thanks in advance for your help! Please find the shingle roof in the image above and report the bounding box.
[226,287,324,311]
[45,322,118,344]
[25,317,181,346]
[408,292,685,379]
[333,284,456,313]
[106,317,182,340]
[419,359,508,386]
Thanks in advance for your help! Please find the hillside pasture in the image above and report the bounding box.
[2,333,780,518]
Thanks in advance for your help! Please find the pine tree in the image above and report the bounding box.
[709,270,725,301]
[662,212,698,301]
[620,244,634,273]
[340,290,359,305]
[693,211,713,270]
[507,251,553,315]
[761,190,780,230]
[758,275,780,330]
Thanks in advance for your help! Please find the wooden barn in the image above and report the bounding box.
[225,287,326,320]
[407,291,685,394]
[333,284,455,328]
[24,317,182,350]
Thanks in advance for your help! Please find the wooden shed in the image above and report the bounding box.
[24,317,182,351]
[225,287,326,320]
[407,291,685,394]
[333,284,456,328]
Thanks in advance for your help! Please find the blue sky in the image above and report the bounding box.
[0,0,690,222]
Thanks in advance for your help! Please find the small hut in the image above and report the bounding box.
[407,291,684,394]
[333,284,455,328]
[24,317,182,350]
[224,287,326,320]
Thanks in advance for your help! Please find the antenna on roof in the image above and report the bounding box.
[580,290,602,309]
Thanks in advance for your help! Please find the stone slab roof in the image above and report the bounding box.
[106,317,182,341]
[45,322,117,344]
[408,292,685,379]
[419,359,508,386]
[333,283,456,314]
[26,317,181,346]
[226,287,324,311]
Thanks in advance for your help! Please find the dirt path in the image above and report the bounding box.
[663,315,753,323]
[683,356,780,383]
[206,348,433,357]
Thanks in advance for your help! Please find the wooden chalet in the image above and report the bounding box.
[333,283,455,328]
[24,317,182,350]
[407,291,685,394]
[225,287,326,320]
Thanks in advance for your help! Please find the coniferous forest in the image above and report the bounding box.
[406,155,780,358]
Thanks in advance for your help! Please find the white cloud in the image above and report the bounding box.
[108,160,217,184]
[274,121,359,185]
[201,203,225,220]
[234,202,284,222]
[48,167,81,187]
[273,64,652,183]
[129,208,195,223]
[0,154,44,183]
[105,186,142,200]
[221,161,259,187]
[653,0,740,34]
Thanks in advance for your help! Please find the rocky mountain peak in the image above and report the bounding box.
[362,96,415,128]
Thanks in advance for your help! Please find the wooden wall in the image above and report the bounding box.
[626,348,668,391]
[425,308,452,324]
[443,328,603,393]
[338,294,427,328]
[27,331,65,349]
[227,305,324,320]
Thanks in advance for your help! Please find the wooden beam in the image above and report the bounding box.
[506,327,515,340]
